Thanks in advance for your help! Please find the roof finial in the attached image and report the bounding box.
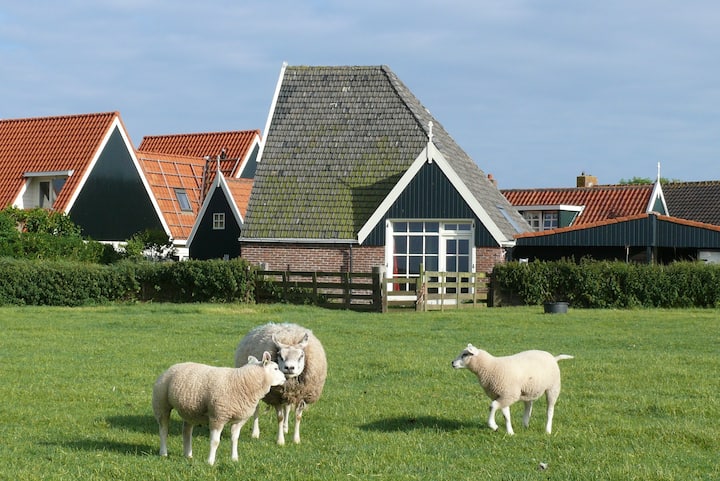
[657,162,661,182]
[428,121,433,143]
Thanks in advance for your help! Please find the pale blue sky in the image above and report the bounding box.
[2,0,719,188]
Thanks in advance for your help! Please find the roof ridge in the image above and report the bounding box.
[380,65,431,140]
[141,129,260,140]
[0,111,118,124]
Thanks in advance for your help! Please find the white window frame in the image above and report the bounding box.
[212,213,225,230]
[522,211,541,231]
[543,212,558,230]
[385,219,475,295]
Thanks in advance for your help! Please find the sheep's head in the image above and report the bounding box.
[260,351,287,387]
[272,332,309,379]
[451,344,480,369]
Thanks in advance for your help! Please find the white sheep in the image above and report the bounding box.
[451,344,573,434]
[151,352,285,465]
[234,323,327,445]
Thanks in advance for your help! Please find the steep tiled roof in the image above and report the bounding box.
[0,112,119,211]
[135,150,206,240]
[244,65,529,242]
[663,181,720,226]
[138,130,260,177]
[502,184,654,225]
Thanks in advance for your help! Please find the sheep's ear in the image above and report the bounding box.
[466,344,479,355]
[247,355,259,365]
[272,333,288,350]
[261,351,272,365]
[298,332,309,349]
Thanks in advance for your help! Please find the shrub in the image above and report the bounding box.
[493,259,720,308]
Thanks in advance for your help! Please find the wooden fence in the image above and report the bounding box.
[256,266,490,312]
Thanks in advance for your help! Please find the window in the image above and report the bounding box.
[175,189,192,212]
[213,213,225,230]
[543,212,558,230]
[523,211,541,231]
[388,220,474,292]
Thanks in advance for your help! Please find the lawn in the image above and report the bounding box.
[1,304,718,480]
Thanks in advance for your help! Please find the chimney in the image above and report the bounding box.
[577,172,598,187]
[487,173,497,187]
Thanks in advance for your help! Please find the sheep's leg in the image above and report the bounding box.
[523,400,534,428]
[275,405,286,445]
[283,404,292,433]
[181,421,194,458]
[487,400,500,431]
[157,412,170,456]
[251,404,261,439]
[293,400,306,444]
[207,423,224,466]
[500,405,514,435]
[545,387,560,434]
[230,420,248,461]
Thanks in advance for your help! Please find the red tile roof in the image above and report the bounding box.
[225,177,254,219]
[135,150,207,240]
[502,184,654,225]
[0,112,120,211]
[138,130,260,177]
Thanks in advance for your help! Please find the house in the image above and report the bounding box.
[136,130,261,259]
[186,170,253,260]
[502,173,668,232]
[0,112,165,242]
[240,64,530,279]
[513,213,720,264]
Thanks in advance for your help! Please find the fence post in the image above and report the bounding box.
[372,266,386,313]
[343,272,351,309]
[416,263,425,312]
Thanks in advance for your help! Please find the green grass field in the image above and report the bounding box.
[1,304,718,480]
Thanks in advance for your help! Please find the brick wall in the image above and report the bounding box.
[241,243,384,273]
[242,243,504,274]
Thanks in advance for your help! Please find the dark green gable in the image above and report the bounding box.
[69,127,164,240]
[189,185,241,260]
[363,161,499,247]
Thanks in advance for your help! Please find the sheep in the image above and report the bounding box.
[451,344,573,435]
[234,322,327,445]
[151,352,285,465]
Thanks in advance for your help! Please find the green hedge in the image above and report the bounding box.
[0,258,256,306]
[493,259,720,308]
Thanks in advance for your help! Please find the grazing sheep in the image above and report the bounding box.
[452,344,573,434]
[152,352,285,465]
[234,323,327,445]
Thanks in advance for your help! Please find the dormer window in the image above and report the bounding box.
[175,189,192,212]
[23,170,72,209]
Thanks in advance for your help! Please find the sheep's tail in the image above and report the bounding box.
[555,354,574,361]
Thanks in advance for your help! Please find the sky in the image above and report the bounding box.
[2,0,720,189]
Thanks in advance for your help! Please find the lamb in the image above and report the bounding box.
[234,322,327,445]
[151,352,285,465]
[451,344,573,435]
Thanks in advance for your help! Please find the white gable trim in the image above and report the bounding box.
[63,116,171,239]
[647,179,669,215]
[257,62,288,164]
[357,142,511,246]
[187,171,244,248]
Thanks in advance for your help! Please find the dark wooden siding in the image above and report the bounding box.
[189,185,241,260]
[363,161,498,247]
[69,127,164,241]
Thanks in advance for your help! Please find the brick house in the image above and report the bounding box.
[240,64,530,280]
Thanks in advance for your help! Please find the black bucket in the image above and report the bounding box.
[543,301,569,314]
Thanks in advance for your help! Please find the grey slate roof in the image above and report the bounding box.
[243,65,530,243]
[663,181,720,226]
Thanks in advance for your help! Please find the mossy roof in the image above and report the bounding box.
[243,65,529,242]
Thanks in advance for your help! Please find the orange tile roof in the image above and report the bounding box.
[225,177,254,219]
[0,112,119,211]
[135,150,207,240]
[502,184,653,225]
[138,130,260,177]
